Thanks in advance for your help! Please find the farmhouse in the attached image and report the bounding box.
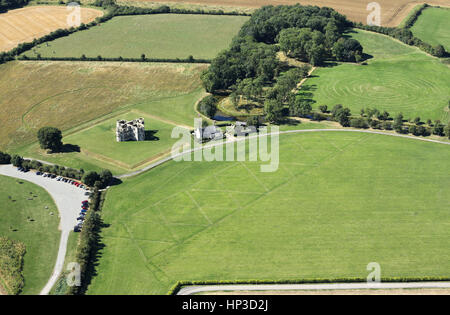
[228,121,257,137]
[193,125,224,143]
[116,118,145,142]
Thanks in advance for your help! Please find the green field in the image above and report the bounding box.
[411,7,450,51]
[303,29,450,122]
[63,111,190,169]
[86,132,450,294]
[26,14,249,60]
[0,175,59,295]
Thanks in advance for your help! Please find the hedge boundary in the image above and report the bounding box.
[354,5,447,58]
[401,3,429,29]
[19,55,211,64]
[0,4,248,65]
[67,189,105,295]
[167,276,450,295]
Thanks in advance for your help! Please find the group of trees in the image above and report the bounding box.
[0,237,26,295]
[0,0,28,12]
[198,95,218,118]
[264,67,312,123]
[67,189,104,295]
[202,4,362,95]
[278,23,363,65]
[6,152,114,187]
[37,127,63,152]
[82,170,113,189]
[10,155,86,179]
[0,151,11,164]
[201,37,281,93]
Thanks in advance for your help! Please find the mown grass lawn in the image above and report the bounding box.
[25,14,249,59]
[63,111,190,168]
[0,175,59,295]
[86,132,450,294]
[302,29,450,122]
[411,7,450,51]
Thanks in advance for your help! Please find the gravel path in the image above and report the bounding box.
[177,282,450,295]
[0,165,87,295]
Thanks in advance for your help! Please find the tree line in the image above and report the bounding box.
[354,22,447,58]
[19,54,211,64]
[67,189,104,295]
[0,0,28,13]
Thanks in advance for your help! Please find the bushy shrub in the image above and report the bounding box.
[350,117,368,129]
[0,151,11,164]
[198,95,218,118]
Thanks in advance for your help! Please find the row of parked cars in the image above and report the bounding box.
[34,171,89,191]
[16,167,30,173]
[74,200,90,232]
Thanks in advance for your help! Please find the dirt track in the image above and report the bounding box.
[0,6,103,52]
[136,0,450,26]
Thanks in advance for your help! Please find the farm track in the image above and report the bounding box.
[177,282,450,295]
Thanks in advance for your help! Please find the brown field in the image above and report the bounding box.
[0,6,103,52]
[132,0,450,26]
[0,60,207,150]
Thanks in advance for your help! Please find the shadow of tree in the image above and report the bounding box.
[52,143,80,153]
[77,219,110,295]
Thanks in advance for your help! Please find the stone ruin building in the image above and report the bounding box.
[116,118,145,142]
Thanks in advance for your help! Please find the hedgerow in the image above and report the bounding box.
[18,55,211,64]
[67,190,105,295]
[402,4,429,29]
[0,237,26,295]
[354,13,448,58]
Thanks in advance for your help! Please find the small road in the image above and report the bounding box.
[177,282,450,295]
[119,129,450,179]
[0,165,87,295]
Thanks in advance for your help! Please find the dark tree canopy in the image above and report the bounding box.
[198,95,218,118]
[332,38,363,62]
[37,127,63,152]
[0,151,11,164]
[0,0,29,12]
[202,4,361,93]
[238,4,350,44]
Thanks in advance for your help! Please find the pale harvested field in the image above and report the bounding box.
[135,0,450,26]
[205,288,450,295]
[0,6,103,52]
[0,60,207,149]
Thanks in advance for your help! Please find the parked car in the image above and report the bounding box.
[74,226,81,232]
[36,171,42,175]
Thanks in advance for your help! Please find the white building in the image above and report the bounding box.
[116,118,145,142]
